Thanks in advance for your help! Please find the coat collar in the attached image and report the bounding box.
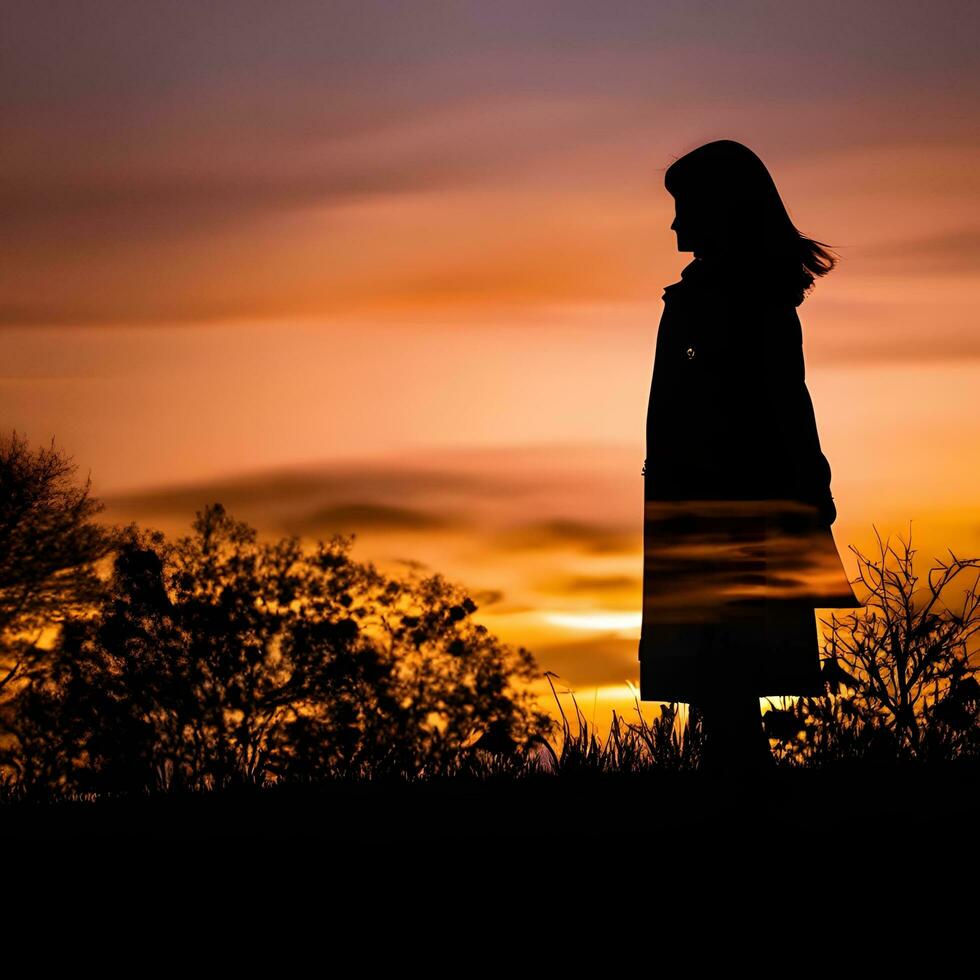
[662,257,708,300]
[662,255,799,306]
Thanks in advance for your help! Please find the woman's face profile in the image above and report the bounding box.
[670,194,704,255]
[669,190,731,258]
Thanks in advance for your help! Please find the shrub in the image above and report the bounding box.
[0,503,554,799]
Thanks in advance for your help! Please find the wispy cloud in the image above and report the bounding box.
[857,228,980,274]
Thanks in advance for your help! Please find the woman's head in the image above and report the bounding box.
[664,139,837,305]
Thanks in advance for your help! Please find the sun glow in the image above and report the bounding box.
[541,611,642,632]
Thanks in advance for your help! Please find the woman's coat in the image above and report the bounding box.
[638,256,863,703]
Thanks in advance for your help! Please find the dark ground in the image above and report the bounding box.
[5,761,978,925]
[4,759,978,860]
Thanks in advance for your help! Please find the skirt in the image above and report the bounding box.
[637,496,864,703]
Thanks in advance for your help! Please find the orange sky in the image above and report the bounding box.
[2,1,979,737]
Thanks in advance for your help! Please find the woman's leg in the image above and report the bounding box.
[695,678,773,773]
[727,689,775,770]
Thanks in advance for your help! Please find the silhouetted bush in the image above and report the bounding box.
[765,525,980,766]
[0,503,554,799]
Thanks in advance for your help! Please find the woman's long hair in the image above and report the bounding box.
[664,140,838,306]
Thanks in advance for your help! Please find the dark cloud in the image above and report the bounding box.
[280,502,458,537]
[489,519,635,555]
[103,461,524,513]
[0,165,491,247]
[533,572,639,596]
[101,464,506,539]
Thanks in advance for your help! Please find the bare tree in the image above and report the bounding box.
[0,430,119,696]
[768,524,980,765]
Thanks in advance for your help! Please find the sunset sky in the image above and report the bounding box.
[3,1,979,733]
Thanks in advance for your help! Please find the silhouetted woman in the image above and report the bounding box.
[638,140,864,775]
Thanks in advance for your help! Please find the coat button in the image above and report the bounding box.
[686,346,696,359]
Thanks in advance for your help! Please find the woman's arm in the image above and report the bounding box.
[710,303,837,524]
[762,308,837,524]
